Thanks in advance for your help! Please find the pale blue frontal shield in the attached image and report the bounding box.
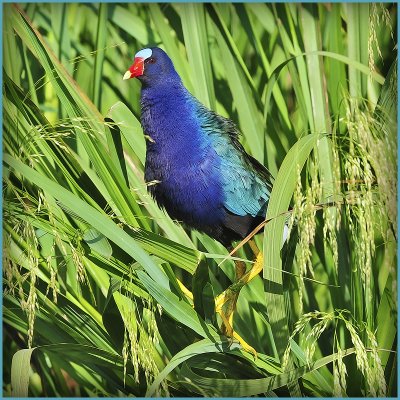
[134,48,152,60]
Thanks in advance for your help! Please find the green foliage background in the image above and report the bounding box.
[3,2,397,397]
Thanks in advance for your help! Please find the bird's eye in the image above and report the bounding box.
[147,57,156,64]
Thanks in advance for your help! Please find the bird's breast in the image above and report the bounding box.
[144,142,226,230]
[141,87,228,231]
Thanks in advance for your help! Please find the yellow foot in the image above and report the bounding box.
[233,331,258,359]
[215,289,257,358]
[213,241,264,358]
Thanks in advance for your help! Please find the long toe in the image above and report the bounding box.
[233,331,258,359]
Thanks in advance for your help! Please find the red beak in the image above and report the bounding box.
[123,57,144,80]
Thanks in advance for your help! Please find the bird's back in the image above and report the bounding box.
[194,101,273,244]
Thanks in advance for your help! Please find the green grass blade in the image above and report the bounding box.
[11,348,36,397]
[147,338,241,396]
[110,5,153,45]
[237,3,291,131]
[281,4,315,132]
[179,347,355,396]
[209,9,265,161]
[263,134,320,355]
[324,4,347,114]
[93,3,108,110]
[346,3,362,98]
[300,5,330,135]
[3,6,22,85]
[108,101,145,165]
[180,3,215,109]
[148,3,194,93]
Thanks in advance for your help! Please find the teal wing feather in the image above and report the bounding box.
[214,135,272,217]
[196,104,273,218]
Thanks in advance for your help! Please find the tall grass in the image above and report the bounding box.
[3,3,397,397]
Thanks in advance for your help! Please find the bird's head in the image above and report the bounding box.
[123,47,178,86]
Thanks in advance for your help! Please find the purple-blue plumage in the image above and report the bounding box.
[127,47,273,247]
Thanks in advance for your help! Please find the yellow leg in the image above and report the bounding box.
[214,240,264,357]
[219,260,245,336]
[237,249,263,286]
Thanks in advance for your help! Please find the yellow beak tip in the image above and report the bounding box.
[123,71,131,80]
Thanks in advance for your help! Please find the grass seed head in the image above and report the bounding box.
[333,343,348,397]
